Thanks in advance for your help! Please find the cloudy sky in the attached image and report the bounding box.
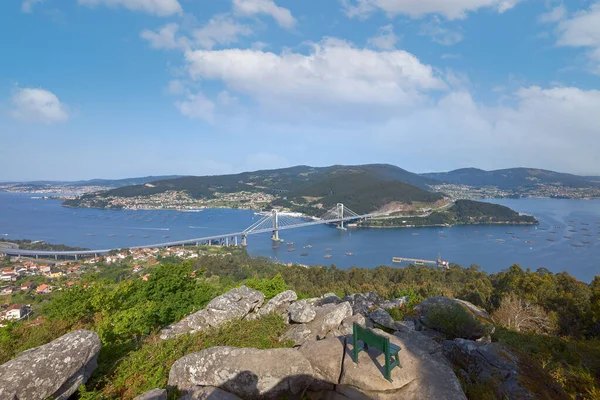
[1,0,600,180]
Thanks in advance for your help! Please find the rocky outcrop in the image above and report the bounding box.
[288,299,316,323]
[168,346,314,399]
[0,330,101,400]
[368,308,398,331]
[160,286,264,339]
[414,297,495,340]
[443,339,569,400]
[298,338,344,387]
[258,290,297,316]
[339,314,369,335]
[134,388,167,400]
[179,386,242,400]
[284,302,353,345]
[315,293,343,306]
[343,292,383,315]
[340,329,467,400]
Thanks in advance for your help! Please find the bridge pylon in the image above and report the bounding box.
[271,209,282,242]
[336,203,347,230]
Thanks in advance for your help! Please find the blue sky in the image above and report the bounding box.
[1,0,600,180]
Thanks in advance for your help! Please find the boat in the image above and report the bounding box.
[512,235,520,239]
[583,241,591,244]
[288,248,296,252]
[324,254,332,259]
[108,234,116,237]
[286,242,294,246]
[584,234,593,237]
[128,234,134,237]
[87,233,96,236]
[300,252,308,256]
[582,228,589,231]
[346,252,354,256]
[572,244,583,248]
[306,245,313,249]
[325,248,332,251]
[526,240,535,245]
[143,235,150,238]
[547,239,555,242]
[163,235,170,238]
[496,239,505,242]
[412,233,420,236]
[564,236,572,239]
[506,232,514,235]
[549,231,557,234]
[273,245,279,249]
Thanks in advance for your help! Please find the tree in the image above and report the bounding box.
[492,293,556,334]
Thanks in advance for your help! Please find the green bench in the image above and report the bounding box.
[352,323,402,382]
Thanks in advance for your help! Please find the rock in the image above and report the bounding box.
[298,337,344,385]
[315,293,342,306]
[160,286,264,339]
[288,299,316,323]
[339,314,369,336]
[284,302,354,345]
[341,328,466,400]
[258,290,297,316]
[0,330,101,400]
[380,296,409,310]
[179,386,242,400]
[395,320,415,332]
[134,388,167,400]
[443,339,569,400]
[368,308,397,330]
[414,296,495,340]
[345,292,383,315]
[283,324,312,344]
[169,346,314,400]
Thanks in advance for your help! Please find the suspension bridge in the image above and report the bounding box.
[1,203,380,260]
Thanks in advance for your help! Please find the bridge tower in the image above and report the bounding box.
[271,209,281,242]
[241,234,247,247]
[336,203,346,230]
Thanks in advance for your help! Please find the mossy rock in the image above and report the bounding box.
[414,297,495,340]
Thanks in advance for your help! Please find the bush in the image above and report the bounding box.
[426,303,493,339]
[86,313,293,399]
[244,273,288,300]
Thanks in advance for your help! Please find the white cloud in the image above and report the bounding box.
[233,0,296,29]
[175,91,215,122]
[10,88,70,124]
[78,0,182,16]
[368,25,399,50]
[166,79,187,95]
[539,5,566,23]
[183,37,445,110]
[556,3,600,72]
[21,0,43,13]
[420,17,463,45]
[342,0,525,20]
[192,15,253,49]
[140,23,190,50]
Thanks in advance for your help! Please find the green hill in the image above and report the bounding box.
[63,164,444,214]
[422,167,600,189]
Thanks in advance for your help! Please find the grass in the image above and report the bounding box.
[425,302,493,339]
[81,313,294,400]
[494,328,600,399]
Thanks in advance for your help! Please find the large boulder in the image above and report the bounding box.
[443,339,569,400]
[288,300,316,323]
[340,328,466,399]
[0,330,101,400]
[315,293,343,307]
[339,314,369,336]
[160,286,264,339]
[258,290,297,316]
[134,388,167,400]
[368,308,398,331]
[179,386,242,400]
[169,346,314,399]
[414,297,494,340]
[298,338,345,386]
[284,302,353,345]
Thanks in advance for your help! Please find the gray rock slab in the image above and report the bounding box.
[0,330,101,400]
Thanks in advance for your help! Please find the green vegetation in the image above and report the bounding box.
[0,238,88,251]
[362,199,538,227]
[1,249,599,399]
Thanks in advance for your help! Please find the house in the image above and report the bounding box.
[36,284,52,294]
[132,265,144,273]
[0,304,31,321]
[49,270,64,279]
[1,285,16,295]
[40,265,51,274]
[141,273,150,281]
[0,273,16,282]
[20,281,34,291]
[66,281,75,288]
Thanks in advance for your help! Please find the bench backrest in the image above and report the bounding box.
[354,323,389,350]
